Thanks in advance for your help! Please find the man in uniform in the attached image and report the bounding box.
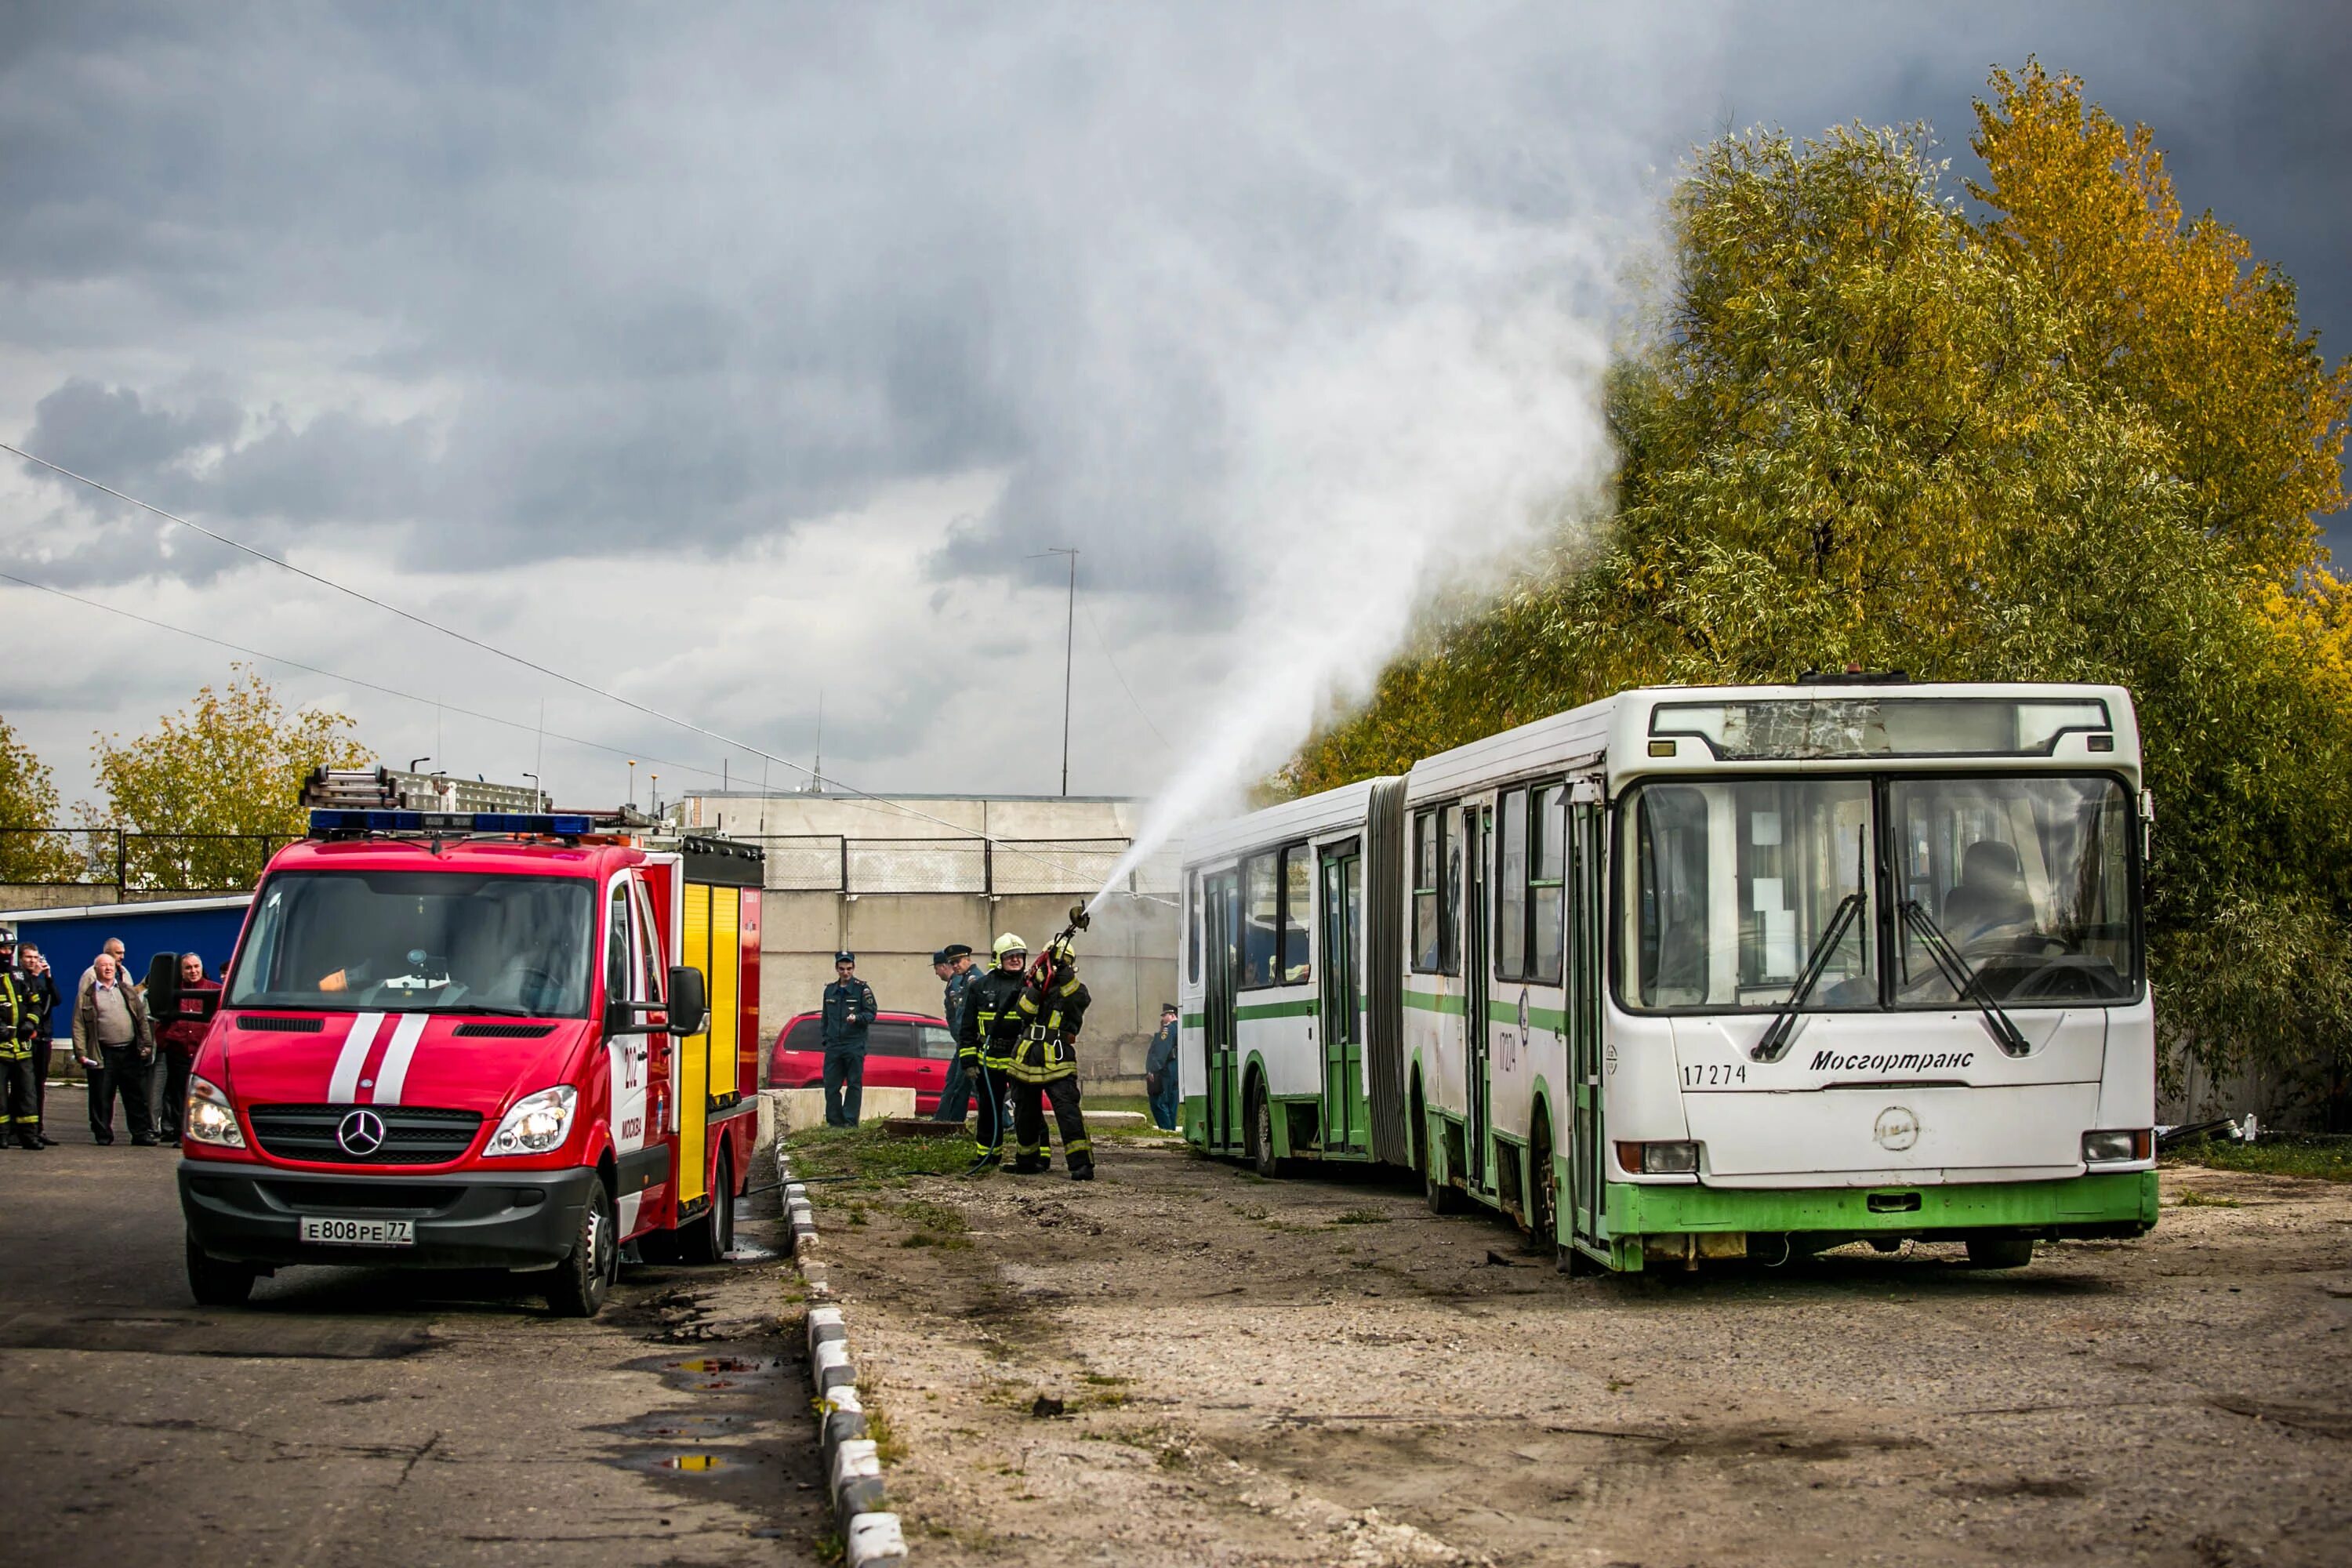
[0,955,39,1149]
[1145,1002,1181,1131]
[819,951,877,1127]
[15,945,60,1145]
[1005,934,1094,1181]
[931,944,980,1123]
[957,934,1031,1166]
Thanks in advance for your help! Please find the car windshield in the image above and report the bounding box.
[1621,779,1876,1011]
[225,870,597,1016]
[1889,776,2137,1005]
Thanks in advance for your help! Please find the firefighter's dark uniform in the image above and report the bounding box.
[958,964,1027,1164]
[819,961,878,1127]
[1007,960,1093,1180]
[0,967,40,1149]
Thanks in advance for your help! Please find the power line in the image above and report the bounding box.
[1083,601,1175,756]
[4,443,1145,891]
[0,571,731,785]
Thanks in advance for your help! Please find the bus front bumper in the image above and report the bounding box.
[179,1163,596,1271]
[1599,1169,2159,1268]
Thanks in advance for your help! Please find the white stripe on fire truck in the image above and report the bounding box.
[328,1011,384,1102]
[371,1013,430,1106]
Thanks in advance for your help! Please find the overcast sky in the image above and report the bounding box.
[3,2,2345,821]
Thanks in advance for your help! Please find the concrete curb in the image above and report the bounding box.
[779,1142,908,1567]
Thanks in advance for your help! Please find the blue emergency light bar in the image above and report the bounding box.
[308,808,594,837]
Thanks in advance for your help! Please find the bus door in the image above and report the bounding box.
[1319,839,1363,1154]
[1203,868,1241,1153]
[1568,786,1606,1249]
[1464,804,1491,1189]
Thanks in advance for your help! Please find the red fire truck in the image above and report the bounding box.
[176,781,764,1317]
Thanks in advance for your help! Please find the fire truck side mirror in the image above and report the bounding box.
[666,965,709,1037]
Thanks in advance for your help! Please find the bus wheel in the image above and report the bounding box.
[679,1149,735,1265]
[1529,1116,1560,1259]
[186,1232,256,1308]
[1245,1080,1280,1178]
[547,1179,618,1317]
[1965,1234,2034,1269]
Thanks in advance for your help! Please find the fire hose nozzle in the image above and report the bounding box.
[1067,903,1091,932]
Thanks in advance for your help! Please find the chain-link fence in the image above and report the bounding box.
[0,828,290,897]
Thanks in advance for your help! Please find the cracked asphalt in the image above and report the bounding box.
[0,1121,826,1567]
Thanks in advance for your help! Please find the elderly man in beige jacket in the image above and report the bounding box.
[73,951,155,1146]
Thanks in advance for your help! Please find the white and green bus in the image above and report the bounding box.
[1177,680,2158,1272]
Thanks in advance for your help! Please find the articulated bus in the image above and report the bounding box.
[1177,681,2159,1272]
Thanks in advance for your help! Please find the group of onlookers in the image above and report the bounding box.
[0,935,219,1150]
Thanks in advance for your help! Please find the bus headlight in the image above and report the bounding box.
[484,1086,577,1156]
[1616,1140,1700,1175]
[2082,1129,2151,1163]
[185,1075,246,1149]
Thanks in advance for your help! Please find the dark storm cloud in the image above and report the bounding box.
[3,2,2347,586]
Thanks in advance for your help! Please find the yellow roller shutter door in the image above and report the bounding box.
[677,882,711,1205]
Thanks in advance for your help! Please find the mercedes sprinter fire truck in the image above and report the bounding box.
[177,772,764,1316]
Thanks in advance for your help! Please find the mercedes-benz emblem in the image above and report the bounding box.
[337,1108,387,1157]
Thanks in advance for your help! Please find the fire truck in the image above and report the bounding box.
[176,772,764,1317]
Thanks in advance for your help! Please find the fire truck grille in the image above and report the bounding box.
[452,1022,556,1038]
[248,1105,485,1165]
[237,1015,325,1033]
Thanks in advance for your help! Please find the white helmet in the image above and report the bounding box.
[993,932,1028,960]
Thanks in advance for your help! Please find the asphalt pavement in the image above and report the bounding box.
[0,1109,826,1567]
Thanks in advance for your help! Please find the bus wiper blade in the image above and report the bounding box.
[1898,901,2030,1057]
[1751,890,1866,1063]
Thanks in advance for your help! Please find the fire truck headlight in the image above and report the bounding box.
[185,1075,246,1149]
[484,1085,577,1156]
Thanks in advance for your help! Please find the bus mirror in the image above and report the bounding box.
[666,965,709,1036]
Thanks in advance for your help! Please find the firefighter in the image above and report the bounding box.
[1007,935,1094,1181]
[0,957,39,1150]
[956,934,1030,1166]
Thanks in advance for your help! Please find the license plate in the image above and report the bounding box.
[299,1216,416,1247]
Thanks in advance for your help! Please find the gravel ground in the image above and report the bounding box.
[800,1130,2352,1568]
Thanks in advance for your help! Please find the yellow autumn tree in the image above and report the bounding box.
[82,665,374,891]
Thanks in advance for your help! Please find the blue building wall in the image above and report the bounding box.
[4,896,252,1039]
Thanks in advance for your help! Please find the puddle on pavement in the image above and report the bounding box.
[632,1352,785,1393]
[619,1410,750,1440]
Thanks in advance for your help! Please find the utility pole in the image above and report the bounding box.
[1042,547,1079,796]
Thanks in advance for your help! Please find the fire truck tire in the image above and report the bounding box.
[186,1231,256,1307]
[678,1149,734,1266]
[546,1179,618,1317]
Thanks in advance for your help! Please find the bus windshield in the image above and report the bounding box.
[1889,776,2136,1005]
[1623,779,1876,1011]
[225,870,597,1016]
[1619,774,2139,1012]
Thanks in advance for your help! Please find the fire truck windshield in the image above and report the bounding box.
[225,870,598,1018]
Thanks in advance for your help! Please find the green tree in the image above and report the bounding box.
[0,713,81,885]
[82,665,374,891]
[1290,78,2352,1104]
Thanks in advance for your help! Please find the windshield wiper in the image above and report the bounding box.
[1898,901,2031,1057]
[1751,890,1867,1063]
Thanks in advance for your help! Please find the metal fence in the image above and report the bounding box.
[746,836,1171,896]
[0,828,289,897]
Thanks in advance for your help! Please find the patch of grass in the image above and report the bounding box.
[1332,1207,1390,1225]
[894,1199,969,1233]
[786,1121,978,1190]
[1227,1202,1269,1220]
[2171,1189,2241,1209]
[1080,1371,1131,1387]
[2166,1134,2352,1183]
[815,1532,844,1565]
[1156,1445,1190,1469]
[846,1205,868,1226]
[866,1401,909,1465]
[900,1231,975,1250]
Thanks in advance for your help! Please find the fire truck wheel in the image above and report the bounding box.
[186,1232,256,1307]
[679,1149,734,1266]
[546,1180,618,1317]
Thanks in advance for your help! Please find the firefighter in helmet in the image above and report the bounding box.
[956,933,1032,1167]
[1005,931,1094,1181]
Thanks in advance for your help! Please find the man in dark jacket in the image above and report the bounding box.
[154,953,220,1145]
[931,944,980,1123]
[73,951,155,1145]
[14,945,60,1145]
[1145,1003,1181,1131]
[819,952,877,1127]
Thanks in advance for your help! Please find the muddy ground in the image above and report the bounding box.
[797,1125,2352,1567]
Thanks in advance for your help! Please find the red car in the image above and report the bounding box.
[766,1010,959,1114]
